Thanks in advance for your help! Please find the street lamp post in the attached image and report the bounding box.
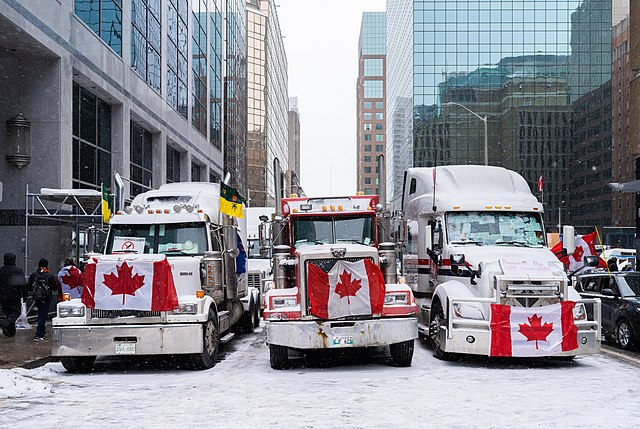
[443,102,488,166]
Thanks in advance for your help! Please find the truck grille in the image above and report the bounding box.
[91,309,161,319]
[247,272,262,288]
[499,280,562,307]
[305,257,373,274]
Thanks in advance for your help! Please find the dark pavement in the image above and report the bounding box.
[0,320,56,369]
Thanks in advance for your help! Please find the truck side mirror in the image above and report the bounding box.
[450,254,466,265]
[258,221,270,252]
[583,255,599,267]
[424,224,433,252]
[562,225,575,256]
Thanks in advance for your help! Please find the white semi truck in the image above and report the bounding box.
[52,182,260,372]
[246,206,275,311]
[402,165,601,359]
[261,194,418,369]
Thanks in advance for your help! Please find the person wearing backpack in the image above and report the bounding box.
[0,252,27,337]
[28,258,58,341]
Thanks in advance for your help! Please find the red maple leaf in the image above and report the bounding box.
[61,267,84,290]
[518,314,554,349]
[102,262,146,305]
[334,271,362,304]
[572,245,584,263]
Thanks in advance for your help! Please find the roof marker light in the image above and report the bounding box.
[338,205,344,211]
[290,193,298,198]
[356,191,364,196]
[453,205,461,210]
[148,209,154,214]
[293,208,299,213]
[197,209,203,213]
[505,206,511,209]
[330,205,335,211]
[495,205,502,209]
[116,210,123,215]
[533,207,539,211]
[156,209,162,214]
[164,209,170,214]
[322,206,327,212]
[485,206,492,209]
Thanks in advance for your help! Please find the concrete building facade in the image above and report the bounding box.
[287,97,302,196]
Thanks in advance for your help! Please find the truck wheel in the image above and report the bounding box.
[240,297,256,334]
[60,356,96,373]
[430,302,454,361]
[269,344,291,369]
[190,309,219,370]
[616,319,635,350]
[389,339,414,367]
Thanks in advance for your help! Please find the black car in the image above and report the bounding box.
[574,272,640,350]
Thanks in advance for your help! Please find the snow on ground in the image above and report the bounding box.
[1,327,639,429]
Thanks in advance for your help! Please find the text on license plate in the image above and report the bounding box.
[115,342,136,354]
[332,335,354,347]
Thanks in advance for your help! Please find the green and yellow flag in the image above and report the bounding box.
[101,184,113,223]
[220,182,245,218]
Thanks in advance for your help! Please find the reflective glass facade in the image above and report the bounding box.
[75,0,123,56]
[192,6,207,135]
[387,0,612,227]
[167,0,189,118]
[209,0,223,150]
[131,0,161,92]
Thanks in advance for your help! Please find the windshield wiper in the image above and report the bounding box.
[450,240,483,246]
[111,249,139,254]
[494,240,532,247]
[161,249,191,255]
[339,239,368,245]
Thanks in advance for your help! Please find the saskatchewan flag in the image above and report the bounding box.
[101,184,113,223]
[220,182,245,218]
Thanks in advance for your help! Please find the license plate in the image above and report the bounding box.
[115,342,136,355]
[332,335,354,347]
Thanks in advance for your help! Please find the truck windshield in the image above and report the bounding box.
[106,222,208,255]
[446,212,544,247]
[292,215,374,248]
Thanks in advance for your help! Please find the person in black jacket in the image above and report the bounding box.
[0,252,27,337]
[28,258,58,341]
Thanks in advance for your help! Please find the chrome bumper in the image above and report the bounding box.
[266,317,417,349]
[52,324,203,357]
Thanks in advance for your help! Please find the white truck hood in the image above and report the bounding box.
[449,245,566,277]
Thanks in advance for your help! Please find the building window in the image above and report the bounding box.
[72,82,112,190]
[375,134,384,142]
[131,0,161,92]
[364,123,372,131]
[375,112,384,120]
[130,120,153,197]
[364,101,372,109]
[364,188,373,195]
[364,177,372,185]
[375,101,384,109]
[364,156,372,163]
[192,0,207,135]
[166,146,181,183]
[75,0,123,56]
[364,112,372,120]
[191,161,201,182]
[364,58,383,76]
[364,166,372,173]
[209,171,220,183]
[375,123,384,130]
[364,145,372,152]
[363,80,383,98]
[209,2,223,150]
[364,134,372,142]
[167,0,188,118]
[375,144,384,152]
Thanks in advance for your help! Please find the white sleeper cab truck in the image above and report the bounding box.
[261,195,418,369]
[402,166,601,359]
[52,182,260,372]
[246,206,275,312]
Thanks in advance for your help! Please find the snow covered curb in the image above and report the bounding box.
[0,367,58,399]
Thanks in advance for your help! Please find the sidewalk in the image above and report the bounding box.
[0,321,56,369]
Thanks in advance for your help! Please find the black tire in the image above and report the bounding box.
[616,319,635,350]
[252,296,260,328]
[239,297,256,334]
[190,309,219,370]
[60,356,96,373]
[269,344,291,369]
[389,339,414,367]
[430,301,455,361]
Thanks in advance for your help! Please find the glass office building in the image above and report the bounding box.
[387,0,612,228]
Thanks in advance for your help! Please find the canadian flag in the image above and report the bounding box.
[550,231,607,271]
[82,257,178,311]
[57,265,85,300]
[537,173,544,192]
[490,302,578,357]
[307,259,385,319]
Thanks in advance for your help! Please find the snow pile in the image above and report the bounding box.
[0,368,54,399]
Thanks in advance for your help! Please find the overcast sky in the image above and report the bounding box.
[276,0,386,197]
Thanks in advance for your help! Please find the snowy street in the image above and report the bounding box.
[1,327,639,429]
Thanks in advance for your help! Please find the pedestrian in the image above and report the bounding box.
[56,257,85,301]
[607,257,618,272]
[0,252,27,337]
[28,258,58,341]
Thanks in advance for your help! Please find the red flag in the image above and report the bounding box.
[550,231,606,271]
[490,302,578,357]
[307,259,385,319]
[537,174,544,192]
[57,265,85,301]
[82,257,178,311]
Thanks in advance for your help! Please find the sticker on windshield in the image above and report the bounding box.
[113,237,146,253]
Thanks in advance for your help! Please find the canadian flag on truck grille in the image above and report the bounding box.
[307,259,385,319]
[489,302,578,357]
[82,258,178,311]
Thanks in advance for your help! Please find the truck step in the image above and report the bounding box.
[220,332,235,344]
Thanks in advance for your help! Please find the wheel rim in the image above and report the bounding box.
[204,320,217,356]
[618,322,631,347]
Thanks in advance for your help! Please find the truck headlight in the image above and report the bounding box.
[272,297,297,308]
[58,306,85,318]
[384,293,408,305]
[173,303,198,314]
[573,303,587,321]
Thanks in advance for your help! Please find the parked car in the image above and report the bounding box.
[574,272,640,350]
